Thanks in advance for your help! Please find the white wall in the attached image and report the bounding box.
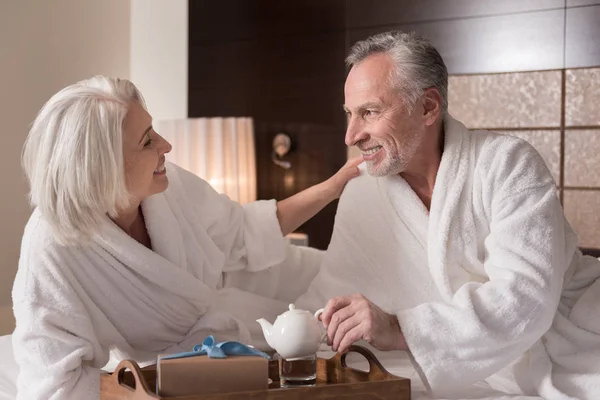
[0,0,131,335]
[130,0,188,122]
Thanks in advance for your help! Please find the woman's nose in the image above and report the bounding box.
[158,134,172,154]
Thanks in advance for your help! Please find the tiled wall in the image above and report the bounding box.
[449,67,600,248]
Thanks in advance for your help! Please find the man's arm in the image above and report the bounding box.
[320,143,572,396]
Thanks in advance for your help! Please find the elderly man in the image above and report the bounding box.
[296,31,600,399]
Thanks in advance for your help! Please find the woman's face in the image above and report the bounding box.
[121,101,172,203]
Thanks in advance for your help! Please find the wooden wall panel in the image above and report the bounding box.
[189,1,347,249]
[567,0,600,7]
[189,0,346,45]
[255,122,347,249]
[348,9,565,74]
[565,5,600,68]
[346,0,564,28]
[189,32,346,89]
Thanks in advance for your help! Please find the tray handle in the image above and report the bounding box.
[112,359,153,395]
[339,345,390,380]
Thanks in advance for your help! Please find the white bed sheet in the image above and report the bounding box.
[0,335,541,400]
[0,335,17,400]
[316,346,542,400]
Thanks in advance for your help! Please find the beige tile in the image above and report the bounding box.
[564,190,600,248]
[448,71,562,129]
[505,130,561,184]
[564,130,600,187]
[566,68,600,126]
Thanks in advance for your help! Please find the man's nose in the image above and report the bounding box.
[345,118,365,147]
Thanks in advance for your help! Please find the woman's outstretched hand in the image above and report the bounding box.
[324,156,363,200]
[275,156,362,236]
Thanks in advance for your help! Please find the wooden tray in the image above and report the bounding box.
[100,345,411,399]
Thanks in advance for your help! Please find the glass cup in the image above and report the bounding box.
[279,354,317,387]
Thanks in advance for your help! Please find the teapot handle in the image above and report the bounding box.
[314,308,324,320]
[314,309,327,343]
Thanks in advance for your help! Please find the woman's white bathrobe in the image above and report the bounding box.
[297,116,600,400]
[12,162,323,400]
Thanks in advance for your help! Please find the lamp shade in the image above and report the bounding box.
[156,117,257,204]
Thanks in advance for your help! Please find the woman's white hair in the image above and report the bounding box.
[22,76,145,245]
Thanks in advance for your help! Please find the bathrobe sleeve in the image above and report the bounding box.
[397,140,572,395]
[222,243,323,302]
[173,163,322,298]
[174,163,288,272]
[12,241,108,400]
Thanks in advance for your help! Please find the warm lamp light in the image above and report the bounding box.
[156,117,257,204]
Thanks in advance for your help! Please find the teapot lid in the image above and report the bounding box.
[282,303,310,316]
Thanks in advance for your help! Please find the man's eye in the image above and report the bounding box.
[144,138,153,147]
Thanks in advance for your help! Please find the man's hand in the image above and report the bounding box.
[319,294,408,354]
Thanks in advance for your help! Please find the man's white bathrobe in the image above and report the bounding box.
[297,116,600,400]
[12,163,323,400]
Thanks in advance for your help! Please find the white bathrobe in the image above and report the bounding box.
[297,116,600,400]
[12,162,323,400]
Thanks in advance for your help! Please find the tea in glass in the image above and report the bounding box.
[279,354,317,387]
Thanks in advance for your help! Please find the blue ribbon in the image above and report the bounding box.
[159,335,271,361]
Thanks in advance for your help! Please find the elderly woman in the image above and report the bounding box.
[12,76,360,399]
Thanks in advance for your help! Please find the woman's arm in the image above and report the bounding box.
[223,243,324,302]
[12,247,107,400]
[275,157,362,235]
[172,157,361,273]
[13,302,103,400]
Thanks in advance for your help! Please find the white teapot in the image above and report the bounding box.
[256,304,325,360]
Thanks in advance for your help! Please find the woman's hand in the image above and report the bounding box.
[275,156,362,236]
[324,156,363,200]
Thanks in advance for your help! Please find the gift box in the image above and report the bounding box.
[157,336,270,397]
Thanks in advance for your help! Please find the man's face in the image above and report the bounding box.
[344,53,424,177]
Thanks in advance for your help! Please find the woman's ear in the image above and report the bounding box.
[422,88,442,126]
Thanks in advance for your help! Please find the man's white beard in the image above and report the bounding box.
[365,154,406,177]
[365,132,422,177]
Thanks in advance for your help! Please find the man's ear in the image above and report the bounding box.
[422,88,442,126]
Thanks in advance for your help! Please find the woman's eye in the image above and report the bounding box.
[144,138,153,147]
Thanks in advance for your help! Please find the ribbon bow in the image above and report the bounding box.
[159,335,270,360]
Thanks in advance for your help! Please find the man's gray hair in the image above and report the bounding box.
[346,31,448,113]
[22,76,145,245]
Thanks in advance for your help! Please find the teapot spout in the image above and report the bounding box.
[256,318,277,350]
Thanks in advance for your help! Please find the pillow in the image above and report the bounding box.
[0,335,17,400]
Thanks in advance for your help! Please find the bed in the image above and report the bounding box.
[0,335,541,400]
[317,347,541,400]
[0,335,16,400]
